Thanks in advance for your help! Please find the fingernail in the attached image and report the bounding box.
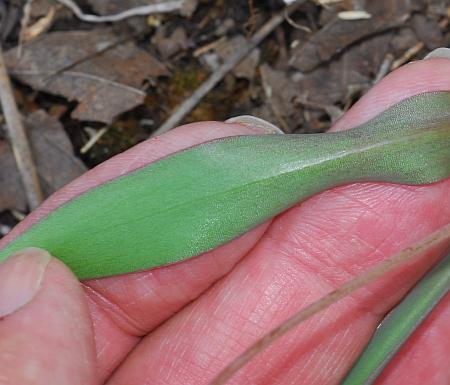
[423,47,450,60]
[0,248,51,317]
[225,115,284,134]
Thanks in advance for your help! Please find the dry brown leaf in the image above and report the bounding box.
[0,139,24,211]
[152,25,190,59]
[259,64,302,132]
[0,1,20,41]
[212,35,260,80]
[297,32,391,103]
[5,29,168,123]
[0,110,87,211]
[411,13,443,50]
[233,48,260,81]
[290,0,410,71]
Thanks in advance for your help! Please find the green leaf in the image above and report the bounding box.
[0,92,449,279]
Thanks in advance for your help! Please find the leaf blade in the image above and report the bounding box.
[0,92,449,279]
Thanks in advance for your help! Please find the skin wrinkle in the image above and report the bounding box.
[85,296,139,382]
[305,222,379,271]
[260,233,395,323]
[329,326,355,375]
[336,190,387,223]
[266,226,377,286]
[126,278,179,318]
[294,201,378,238]
[84,284,147,336]
[167,315,242,383]
[137,271,192,308]
[204,240,258,280]
[280,241,384,320]
[282,258,366,344]
[272,324,325,384]
[246,268,294,326]
[195,344,230,376]
[274,183,448,282]
[254,302,362,385]
[311,320,371,385]
[233,296,273,338]
[313,184,408,221]
[310,332,343,384]
[215,288,276,340]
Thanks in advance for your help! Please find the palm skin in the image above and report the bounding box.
[0,58,449,385]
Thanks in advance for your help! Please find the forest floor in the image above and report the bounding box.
[0,0,449,235]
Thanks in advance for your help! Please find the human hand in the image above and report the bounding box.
[0,56,449,385]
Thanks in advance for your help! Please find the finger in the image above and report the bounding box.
[105,58,450,385]
[0,248,96,385]
[0,121,274,381]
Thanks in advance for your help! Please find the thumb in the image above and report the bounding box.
[0,248,96,385]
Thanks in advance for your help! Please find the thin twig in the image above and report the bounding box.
[391,42,424,71]
[193,37,227,57]
[80,127,108,154]
[17,0,33,58]
[20,5,57,44]
[245,0,258,36]
[373,53,394,84]
[56,0,184,23]
[284,10,312,32]
[11,209,26,221]
[0,45,43,209]
[391,18,449,70]
[151,0,307,137]
[210,223,450,385]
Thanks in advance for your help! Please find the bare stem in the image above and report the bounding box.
[56,0,184,23]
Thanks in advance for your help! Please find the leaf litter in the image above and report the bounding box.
[0,0,448,233]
